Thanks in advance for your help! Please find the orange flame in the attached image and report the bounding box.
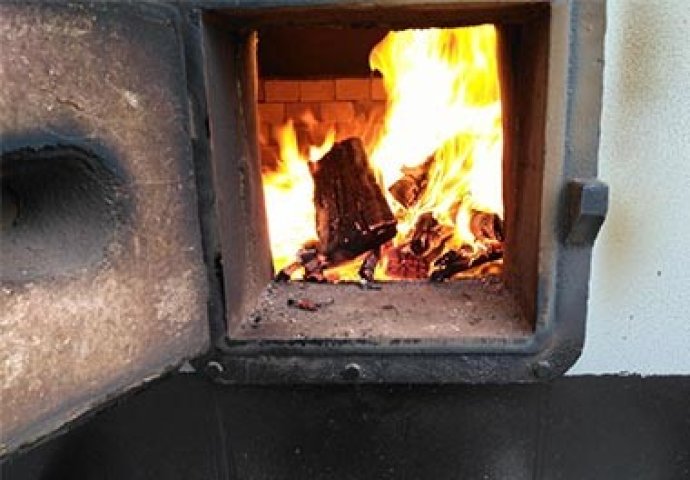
[261,24,503,281]
[262,118,335,273]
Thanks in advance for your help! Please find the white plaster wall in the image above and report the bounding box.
[569,0,690,375]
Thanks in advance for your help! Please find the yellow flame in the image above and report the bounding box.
[262,119,335,273]
[261,24,503,280]
[369,25,503,259]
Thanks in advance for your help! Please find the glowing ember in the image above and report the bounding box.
[261,24,504,282]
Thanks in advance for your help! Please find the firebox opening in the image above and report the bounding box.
[204,4,549,343]
[260,25,505,285]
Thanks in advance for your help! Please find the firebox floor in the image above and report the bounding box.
[232,278,531,340]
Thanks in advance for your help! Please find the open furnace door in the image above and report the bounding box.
[0,3,208,455]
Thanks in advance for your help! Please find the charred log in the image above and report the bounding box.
[389,176,420,208]
[303,252,328,282]
[429,243,503,282]
[310,137,397,263]
[274,262,300,282]
[470,211,504,242]
[383,212,454,279]
[388,159,431,208]
[408,212,453,259]
[274,245,327,282]
[358,248,380,282]
[384,244,430,279]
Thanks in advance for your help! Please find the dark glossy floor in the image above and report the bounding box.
[3,374,689,480]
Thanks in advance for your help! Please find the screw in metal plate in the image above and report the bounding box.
[341,363,363,381]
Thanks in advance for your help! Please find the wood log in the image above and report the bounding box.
[303,252,328,282]
[387,249,430,279]
[470,211,504,242]
[429,243,503,282]
[274,261,300,282]
[388,159,431,208]
[389,175,421,208]
[274,244,330,282]
[384,243,430,279]
[274,245,321,282]
[407,212,453,260]
[310,137,397,263]
[358,248,380,282]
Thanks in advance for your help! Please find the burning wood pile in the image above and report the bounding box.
[261,25,505,284]
[274,137,504,284]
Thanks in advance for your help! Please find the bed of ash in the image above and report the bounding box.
[233,276,531,340]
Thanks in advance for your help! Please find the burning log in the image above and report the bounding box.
[358,248,380,282]
[428,211,504,281]
[310,137,397,263]
[274,262,300,282]
[429,242,503,282]
[303,252,328,283]
[388,160,431,208]
[385,246,429,279]
[408,212,453,259]
[274,245,327,282]
[470,211,504,242]
[383,213,452,279]
[388,176,420,208]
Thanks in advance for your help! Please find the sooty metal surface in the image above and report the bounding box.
[1,145,128,282]
[2,373,689,480]
[234,280,529,340]
[0,3,208,455]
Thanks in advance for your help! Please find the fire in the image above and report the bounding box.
[261,119,334,273]
[261,24,503,281]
